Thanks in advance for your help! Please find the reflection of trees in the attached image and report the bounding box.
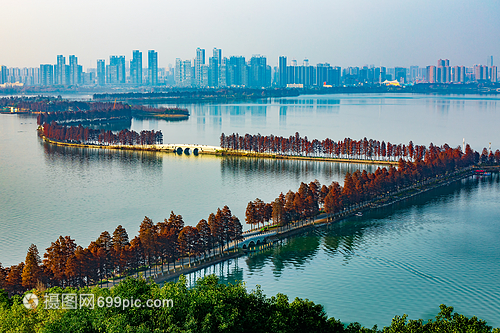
[243,174,498,275]
[41,141,163,174]
[245,232,321,277]
[220,156,378,184]
[86,118,132,131]
[175,258,244,288]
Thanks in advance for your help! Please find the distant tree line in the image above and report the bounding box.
[128,104,189,115]
[37,108,132,125]
[0,206,242,293]
[244,142,499,229]
[2,97,124,113]
[1,96,188,119]
[221,132,428,161]
[41,122,163,146]
[92,88,300,101]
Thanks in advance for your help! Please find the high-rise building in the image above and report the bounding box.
[227,56,246,86]
[201,64,209,87]
[131,50,142,85]
[436,59,450,83]
[195,48,205,87]
[97,60,106,86]
[209,56,219,87]
[213,48,222,66]
[474,65,488,81]
[453,66,466,83]
[175,58,182,86]
[279,56,287,87]
[209,48,222,87]
[0,65,6,84]
[69,55,80,85]
[39,64,53,86]
[148,50,158,85]
[490,66,497,83]
[426,66,436,83]
[249,55,267,88]
[219,57,227,87]
[394,67,406,83]
[55,55,66,85]
[184,59,193,86]
[409,66,419,82]
[107,56,125,84]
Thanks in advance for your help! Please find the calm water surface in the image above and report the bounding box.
[180,176,500,327]
[1,93,499,326]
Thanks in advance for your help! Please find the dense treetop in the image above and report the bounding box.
[0,275,498,332]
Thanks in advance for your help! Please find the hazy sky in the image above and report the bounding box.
[2,0,500,69]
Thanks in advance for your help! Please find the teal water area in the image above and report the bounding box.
[1,94,499,327]
[178,175,500,327]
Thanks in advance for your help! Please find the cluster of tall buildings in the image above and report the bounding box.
[36,50,160,87]
[0,50,498,88]
[175,48,271,88]
[425,58,497,84]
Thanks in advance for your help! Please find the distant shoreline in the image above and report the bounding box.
[2,84,500,102]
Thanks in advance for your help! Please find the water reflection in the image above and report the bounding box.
[180,174,499,285]
[41,140,163,174]
[220,156,380,184]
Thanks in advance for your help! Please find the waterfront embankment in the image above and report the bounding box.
[40,132,399,166]
[103,165,486,287]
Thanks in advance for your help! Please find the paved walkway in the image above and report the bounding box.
[100,166,476,288]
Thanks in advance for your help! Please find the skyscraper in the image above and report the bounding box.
[279,56,287,87]
[453,66,465,83]
[213,48,222,66]
[131,50,142,85]
[0,66,6,84]
[108,56,125,84]
[249,55,267,88]
[209,56,219,87]
[426,66,436,83]
[474,65,488,81]
[97,60,106,86]
[148,50,158,85]
[227,56,246,86]
[195,48,205,87]
[210,48,222,87]
[490,66,497,83]
[69,55,80,85]
[56,55,66,85]
[394,67,407,84]
[39,64,53,86]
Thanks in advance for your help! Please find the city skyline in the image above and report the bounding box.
[1,0,499,69]
[1,49,498,88]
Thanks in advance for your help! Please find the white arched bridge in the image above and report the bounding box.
[156,144,220,155]
[227,231,277,250]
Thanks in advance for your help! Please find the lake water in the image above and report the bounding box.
[179,175,500,327]
[1,93,499,327]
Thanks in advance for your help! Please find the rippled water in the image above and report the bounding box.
[179,175,500,327]
[1,93,499,327]
[0,114,377,267]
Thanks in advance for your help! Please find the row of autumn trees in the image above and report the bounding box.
[221,132,427,161]
[0,207,243,294]
[41,122,164,146]
[244,142,484,229]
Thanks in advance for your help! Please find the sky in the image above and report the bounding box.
[2,0,500,69]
